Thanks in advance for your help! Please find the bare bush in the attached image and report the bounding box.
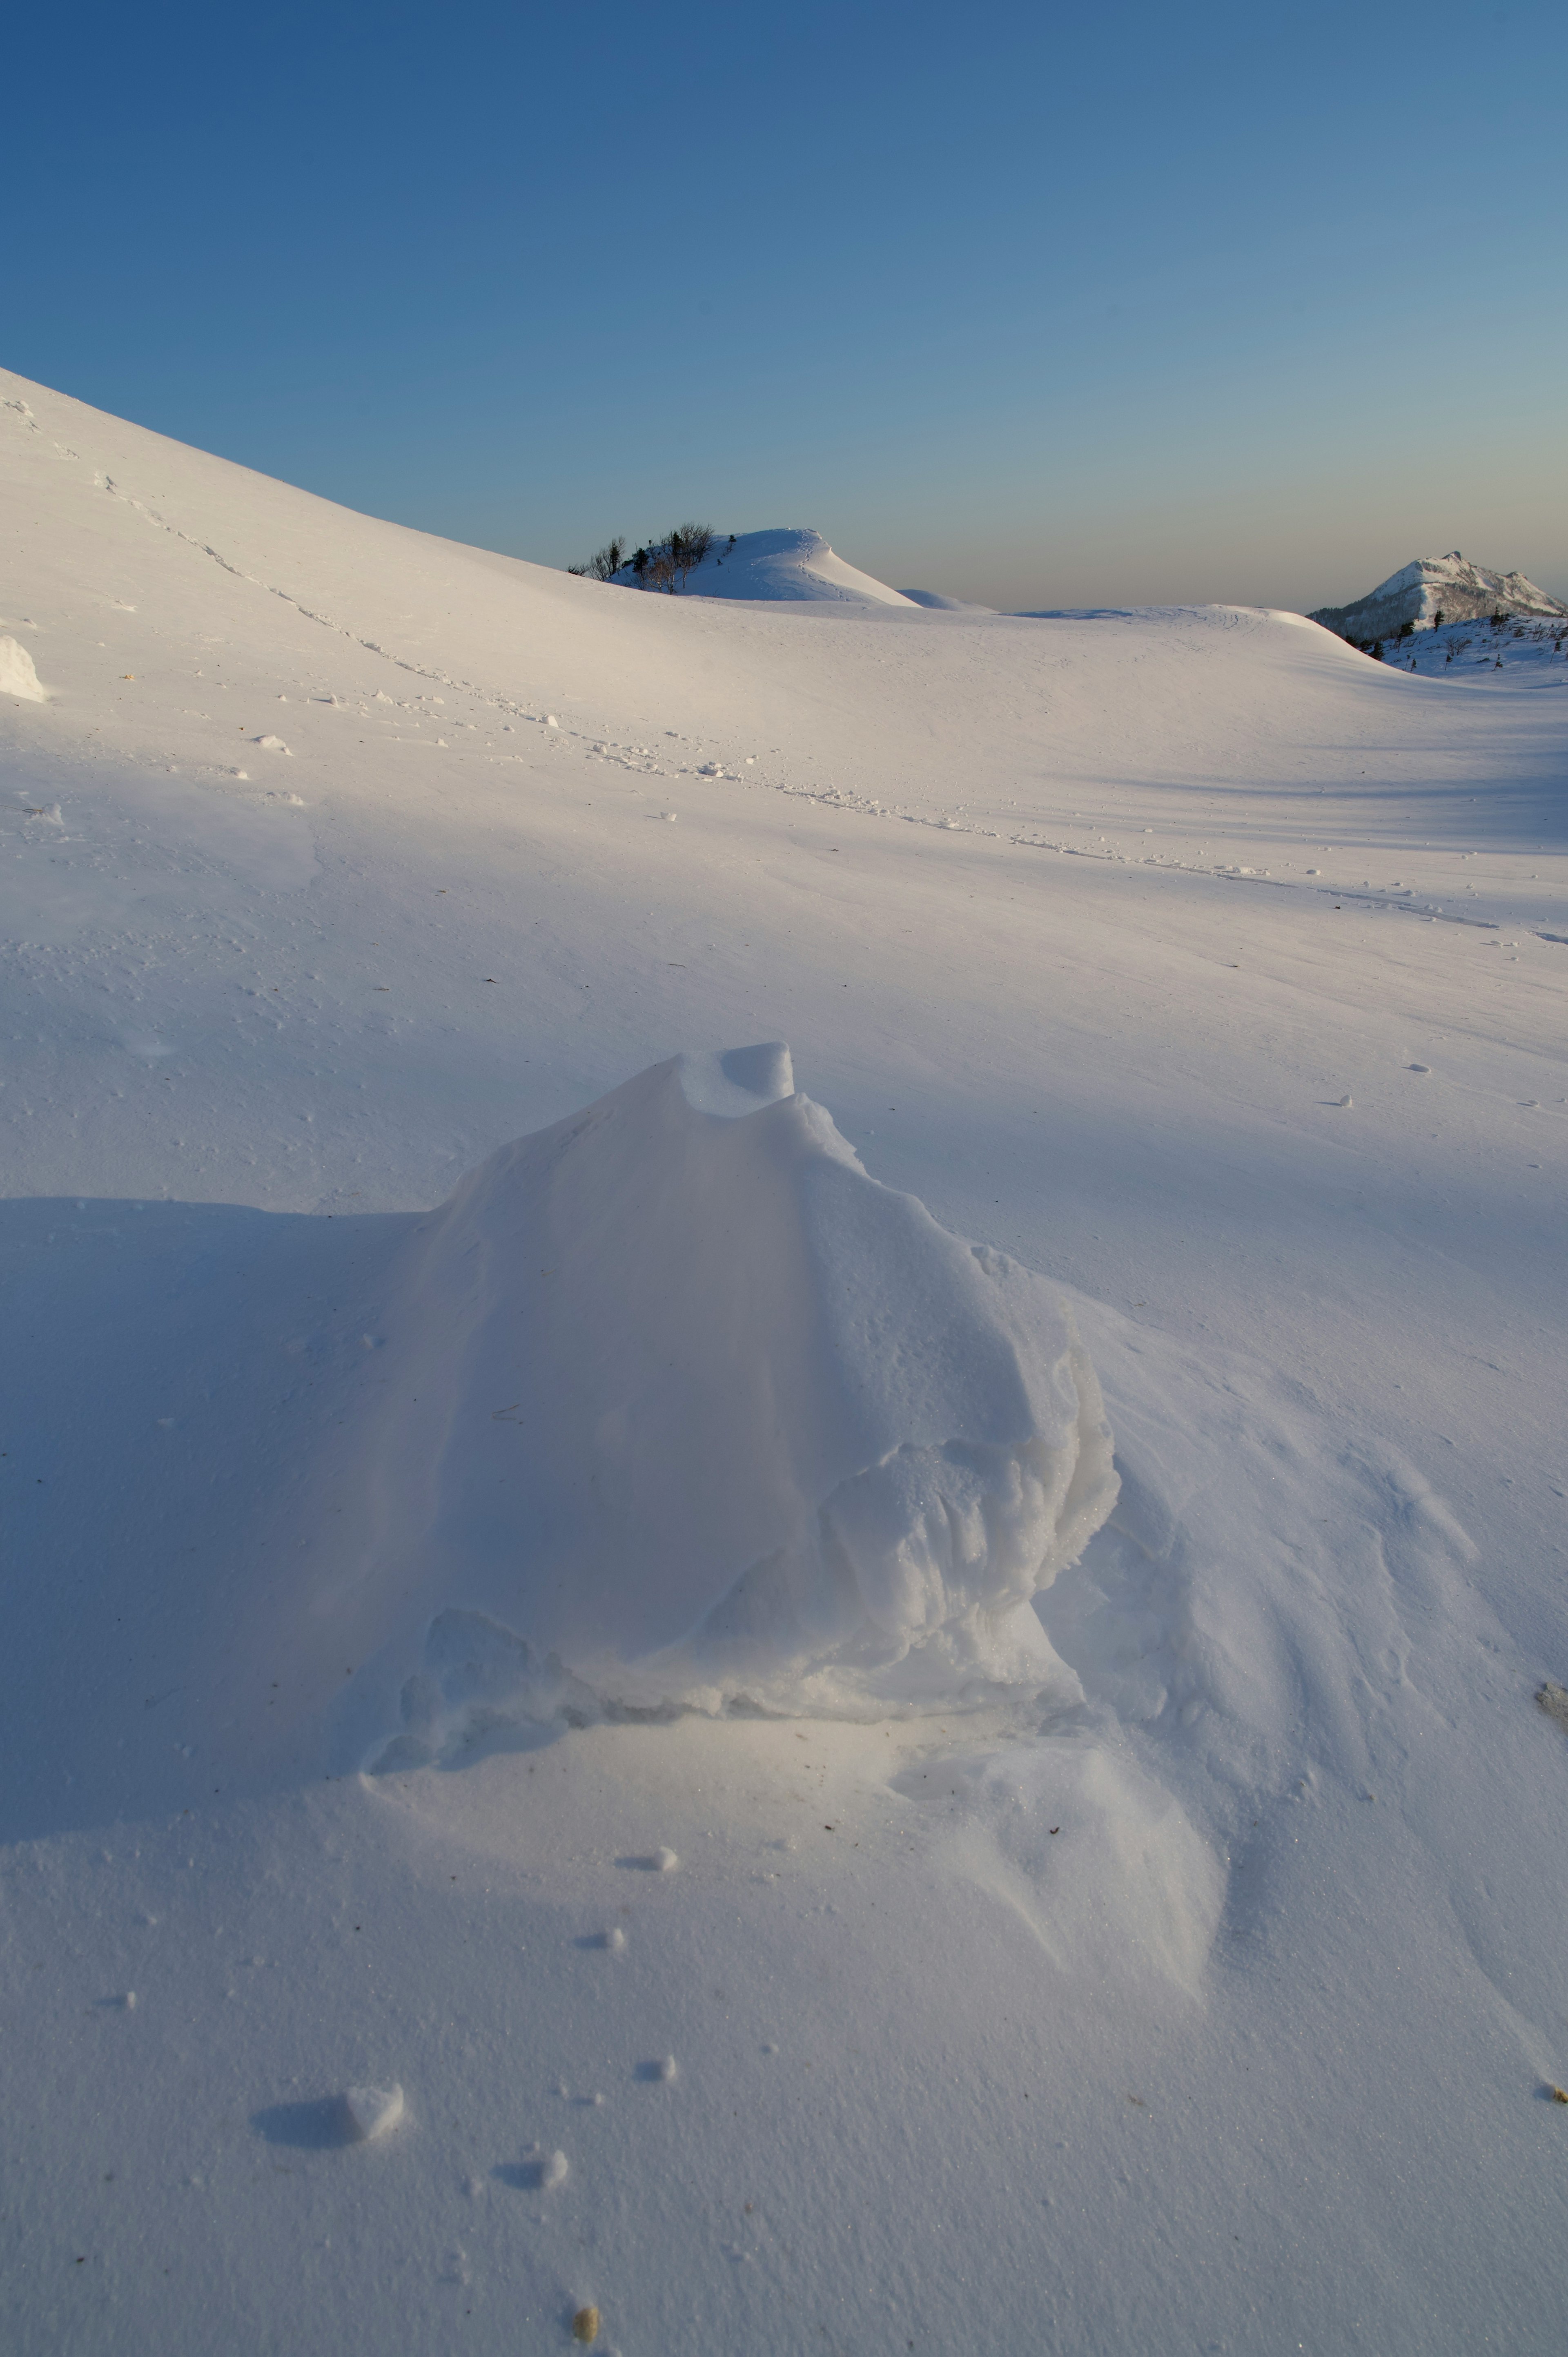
[670,523,714,586]
[569,536,628,582]
[601,523,723,594]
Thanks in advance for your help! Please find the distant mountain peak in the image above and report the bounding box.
[1311,554,1566,640]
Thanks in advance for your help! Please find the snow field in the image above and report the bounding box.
[2,366,1568,2355]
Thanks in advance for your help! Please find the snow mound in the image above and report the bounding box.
[619,529,917,608]
[363,1045,1116,1743]
[898,589,996,613]
[342,2084,404,2143]
[1310,552,1567,640]
[0,634,49,702]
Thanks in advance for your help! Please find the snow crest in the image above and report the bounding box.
[362,1046,1116,1746]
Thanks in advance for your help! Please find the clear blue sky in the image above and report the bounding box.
[9,1,1565,611]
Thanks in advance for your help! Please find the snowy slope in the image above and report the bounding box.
[898,587,997,613]
[1311,550,1568,640]
[4,367,1568,2357]
[1367,610,1568,680]
[616,525,916,605]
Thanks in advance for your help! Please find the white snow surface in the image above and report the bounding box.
[3,366,1568,2357]
[616,526,916,606]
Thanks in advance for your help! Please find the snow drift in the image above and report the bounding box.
[361,1044,1116,1748]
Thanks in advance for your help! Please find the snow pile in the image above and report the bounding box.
[619,528,917,607]
[1310,552,1567,640]
[0,633,48,702]
[363,1044,1116,1746]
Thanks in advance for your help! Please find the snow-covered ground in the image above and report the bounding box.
[3,367,1567,2357]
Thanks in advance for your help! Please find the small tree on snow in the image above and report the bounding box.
[568,535,628,581]
[671,523,714,588]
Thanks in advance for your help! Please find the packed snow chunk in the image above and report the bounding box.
[0,635,49,702]
[342,2083,404,2143]
[365,1045,1117,1718]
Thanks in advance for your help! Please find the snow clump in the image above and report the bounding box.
[0,635,49,702]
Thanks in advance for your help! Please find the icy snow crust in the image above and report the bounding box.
[367,1044,1115,1746]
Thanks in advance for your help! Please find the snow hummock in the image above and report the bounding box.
[1311,552,1568,640]
[0,634,49,702]
[617,528,917,607]
[362,1044,1116,1749]
[898,588,996,613]
[343,2083,404,2143]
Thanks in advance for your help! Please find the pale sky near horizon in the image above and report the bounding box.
[9,1,1565,613]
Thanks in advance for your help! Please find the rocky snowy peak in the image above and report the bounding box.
[617,526,917,606]
[1310,551,1567,640]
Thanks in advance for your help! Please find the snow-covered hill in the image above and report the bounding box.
[615,525,916,605]
[3,367,1568,2357]
[1312,550,1567,640]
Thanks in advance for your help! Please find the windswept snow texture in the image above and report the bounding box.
[1312,551,1568,639]
[617,526,916,606]
[361,1045,1114,1732]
